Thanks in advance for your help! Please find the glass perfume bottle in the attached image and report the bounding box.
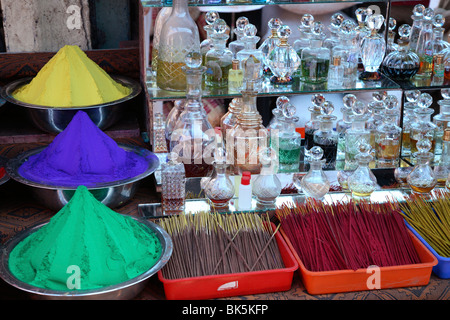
[229,16,249,59]
[324,13,345,54]
[355,7,371,47]
[271,97,301,173]
[151,7,172,75]
[228,59,244,94]
[415,7,435,78]
[332,19,359,87]
[204,146,235,210]
[229,56,269,175]
[156,0,200,91]
[386,18,399,55]
[200,11,220,66]
[169,52,214,178]
[409,4,426,53]
[434,127,450,185]
[153,113,168,153]
[336,94,357,161]
[366,99,386,151]
[313,101,338,169]
[345,101,371,170]
[305,94,325,152]
[300,21,330,84]
[360,13,386,80]
[300,146,331,199]
[432,89,450,157]
[375,108,402,167]
[407,138,437,195]
[401,90,420,156]
[347,142,378,199]
[381,24,420,81]
[236,23,264,91]
[259,18,282,76]
[432,53,445,86]
[161,152,186,215]
[328,56,344,88]
[252,147,282,207]
[221,97,242,143]
[294,14,314,62]
[429,14,450,55]
[410,93,437,161]
[267,25,300,85]
[205,19,233,89]
[268,95,289,131]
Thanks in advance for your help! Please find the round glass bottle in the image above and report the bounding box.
[347,142,378,199]
[252,148,282,208]
[375,108,402,167]
[407,138,437,195]
[300,146,330,199]
[156,0,200,91]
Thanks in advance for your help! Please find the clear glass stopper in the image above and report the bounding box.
[405,89,420,102]
[355,8,369,23]
[373,91,388,102]
[423,8,434,21]
[398,24,411,39]
[307,146,324,161]
[312,93,326,107]
[205,11,219,25]
[417,138,432,153]
[366,14,385,31]
[413,4,425,17]
[343,94,357,109]
[236,16,249,30]
[268,18,283,30]
[385,95,399,110]
[276,96,290,109]
[433,14,445,28]
[388,17,397,30]
[321,101,334,115]
[331,13,345,28]
[277,25,291,39]
[352,100,367,116]
[418,92,433,109]
[185,51,202,68]
[244,23,257,37]
[441,88,450,99]
[300,14,314,29]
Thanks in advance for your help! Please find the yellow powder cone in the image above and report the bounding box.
[13,45,131,107]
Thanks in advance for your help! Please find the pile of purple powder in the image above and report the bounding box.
[19,111,149,187]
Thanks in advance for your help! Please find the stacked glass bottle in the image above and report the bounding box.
[347,142,378,199]
[401,90,420,156]
[294,14,314,79]
[409,4,426,53]
[415,7,435,78]
[407,138,437,195]
[304,94,325,152]
[336,94,357,161]
[345,100,371,170]
[313,101,338,169]
[252,147,282,208]
[200,11,220,66]
[323,13,345,55]
[375,107,402,168]
[332,19,359,87]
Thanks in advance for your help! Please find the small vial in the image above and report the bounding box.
[432,53,445,85]
[237,173,252,211]
[328,56,344,87]
[228,59,244,93]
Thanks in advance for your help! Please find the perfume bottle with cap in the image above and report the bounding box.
[401,90,420,156]
[221,96,242,144]
[410,92,437,161]
[229,16,249,58]
[259,18,282,76]
[345,100,371,170]
[432,88,450,157]
[324,13,345,54]
[415,7,435,78]
[347,142,378,199]
[355,7,371,47]
[305,94,325,152]
[360,13,386,80]
[375,101,402,167]
[337,94,357,161]
[153,113,168,153]
[409,4,426,53]
[332,19,359,86]
[313,101,338,169]
[200,11,220,66]
[228,59,244,94]
[386,18,398,55]
[328,56,344,88]
[294,14,314,62]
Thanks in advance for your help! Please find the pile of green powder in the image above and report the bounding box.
[8,185,162,291]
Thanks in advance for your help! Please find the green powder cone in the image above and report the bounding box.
[8,185,162,291]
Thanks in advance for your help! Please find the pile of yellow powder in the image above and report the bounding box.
[13,45,131,107]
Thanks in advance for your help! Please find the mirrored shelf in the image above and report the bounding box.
[146,72,401,100]
[395,77,450,91]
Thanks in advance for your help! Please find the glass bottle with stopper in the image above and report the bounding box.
[366,92,387,150]
[165,99,184,149]
[156,0,200,91]
[259,18,283,76]
[236,23,264,91]
[344,100,371,170]
[267,25,300,85]
[336,94,357,162]
[200,11,220,65]
[293,14,314,65]
[221,96,243,144]
[386,18,398,54]
[205,19,233,89]
[153,113,168,153]
[415,7,435,78]
[229,16,249,59]
[300,21,330,84]
[271,97,302,173]
[407,137,437,195]
[268,95,289,131]
[409,4,426,53]
[305,93,325,152]
[324,13,345,54]
[161,152,186,215]
[313,101,338,169]
[252,147,282,208]
[381,24,420,81]
[229,55,269,175]
[204,146,235,211]
[332,19,359,87]
[169,52,214,178]
[360,14,386,81]
[355,7,371,47]
[432,88,450,157]
[410,92,437,161]
[401,89,421,156]
[299,146,331,199]
[347,142,378,199]
[434,125,450,185]
[151,7,172,76]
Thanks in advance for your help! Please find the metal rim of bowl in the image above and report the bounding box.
[0,217,173,298]
[0,75,141,110]
[6,143,160,190]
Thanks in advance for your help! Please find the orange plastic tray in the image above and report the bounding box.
[280,227,438,295]
[158,223,298,300]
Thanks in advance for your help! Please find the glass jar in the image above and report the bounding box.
[347,142,378,199]
[259,18,282,76]
[169,52,214,178]
[300,146,330,199]
[252,148,282,207]
[375,109,402,167]
[313,101,338,169]
[161,152,186,215]
[300,21,330,84]
[407,138,437,195]
[156,0,200,91]
[409,4,426,53]
[381,24,420,81]
[304,93,325,152]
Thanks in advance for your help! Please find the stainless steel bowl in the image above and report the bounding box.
[0,75,141,134]
[0,218,172,300]
[6,143,160,211]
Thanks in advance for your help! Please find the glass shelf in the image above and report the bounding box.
[146,72,401,100]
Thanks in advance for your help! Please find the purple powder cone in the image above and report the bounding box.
[19,111,149,187]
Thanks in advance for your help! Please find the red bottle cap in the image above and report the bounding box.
[242,171,251,177]
[241,175,251,185]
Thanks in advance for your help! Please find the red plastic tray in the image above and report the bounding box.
[158,223,298,300]
[280,227,438,295]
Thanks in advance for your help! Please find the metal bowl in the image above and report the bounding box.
[0,218,172,300]
[6,143,160,211]
[0,75,141,134]
[0,156,9,186]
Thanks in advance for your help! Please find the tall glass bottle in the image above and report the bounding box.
[347,142,378,199]
[332,19,359,86]
[165,99,184,149]
[409,4,426,53]
[313,101,338,169]
[221,97,243,144]
[305,94,325,152]
[336,94,357,161]
[151,7,172,75]
[375,108,402,167]
[205,19,233,89]
[294,14,314,79]
[432,89,450,157]
[169,52,214,177]
[386,18,398,55]
[229,56,269,174]
[157,0,200,91]
[415,7,435,78]
[360,14,386,80]
[229,16,249,59]
[434,127,450,185]
[402,89,420,156]
[345,101,371,170]
[300,146,330,199]
[324,13,345,54]
[259,18,282,76]
[366,99,386,150]
[200,11,220,66]
[267,25,300,85]
[355,7,370,47]
[407,138,437,195]
[161,152,186,215]
[300,21,330,84]
[153,113,168,153]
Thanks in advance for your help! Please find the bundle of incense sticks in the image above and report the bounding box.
[276,199,421,272]
[159,212,285,280]
[398,189,450,257]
